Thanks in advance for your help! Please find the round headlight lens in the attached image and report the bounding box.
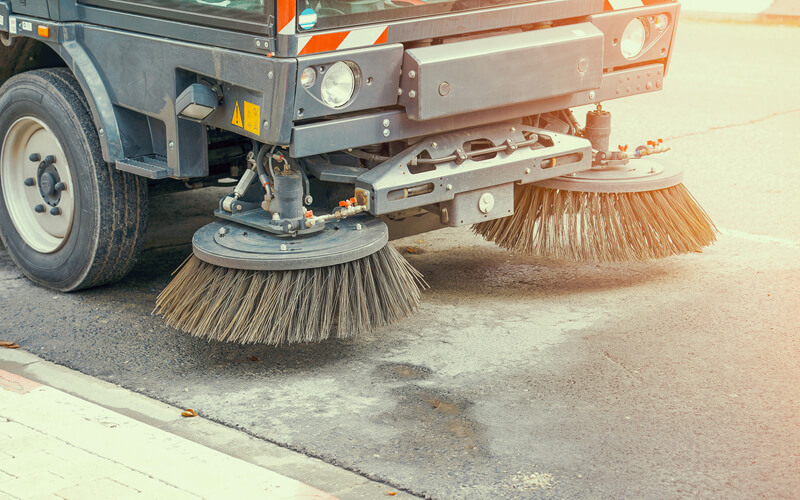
[300,67,317,88]
[620,18,647,60]
[654,13,669,31]
[320,61,356,108]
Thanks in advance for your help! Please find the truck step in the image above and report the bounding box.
[115,156,170,179]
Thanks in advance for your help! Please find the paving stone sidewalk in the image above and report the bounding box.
[0,369,335,499]
[0,350,413,500]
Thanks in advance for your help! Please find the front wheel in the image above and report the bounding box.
[0,68,148,291]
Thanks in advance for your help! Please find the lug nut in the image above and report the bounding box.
[29,153,41,162]
[24,177,35,187]
[34,204,45,213]
[54,182,66,192]
[44,155,56,164]
[50,207,61,216]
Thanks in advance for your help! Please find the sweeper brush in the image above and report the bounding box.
[154,218,425,345]
[473,157,717,262]
[153,149,426,345]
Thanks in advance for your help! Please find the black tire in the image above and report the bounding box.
[0,68,148,291]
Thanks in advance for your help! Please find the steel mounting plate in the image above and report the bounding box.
[192,215,388,271]
[533,157,684,193]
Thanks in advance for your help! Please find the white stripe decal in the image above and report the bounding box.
[337,27,386,50]
[279,16,296,35]
[296,35,312,54]
[608,0,645,9]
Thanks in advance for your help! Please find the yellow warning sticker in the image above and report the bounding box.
[231,101,243,128]
[243,101,261,136]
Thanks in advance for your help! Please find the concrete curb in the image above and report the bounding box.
[0,348,418,500]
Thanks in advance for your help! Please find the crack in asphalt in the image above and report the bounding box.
[665,107,800,141]
[602,351,642,383]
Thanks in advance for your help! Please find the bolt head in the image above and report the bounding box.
[24,177,35,187]
[168,141,175,150]
[218,227,229,235]
[268,70,274,79]
[397,88,403,96]
[54,182,66,192]
[446,184,453,191]
[280,243,288,251]
[589,91,596,99]
[382,119,390,127]
[408,90,416,99]
[29,153,41,162]
[49,207,61,216]
[355,223,362,231]
[431,142,438,149]
[304,195,313,205]
[408,70,416,79]
[34,204,45,213]
[272,212,281,220]
[383,128,390,137]
[44,155,56,164]
[478,192,495,214]
[524,168,531,174]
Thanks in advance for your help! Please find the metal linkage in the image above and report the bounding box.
[216,146,372,237]
[355,122,592,215]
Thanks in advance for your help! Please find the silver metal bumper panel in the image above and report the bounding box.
[398,23,603,121]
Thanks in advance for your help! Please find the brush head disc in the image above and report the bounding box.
[535,157,683,194]
[473,157,717,262]
[192,215,388,271]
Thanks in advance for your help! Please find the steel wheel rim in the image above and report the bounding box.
[1,117,75,253]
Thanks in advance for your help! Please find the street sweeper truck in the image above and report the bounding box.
[0,0,715,344]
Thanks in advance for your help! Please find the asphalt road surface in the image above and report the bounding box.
[2,20,799,499]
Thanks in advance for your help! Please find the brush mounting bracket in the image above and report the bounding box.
[535,157,684,194]
[191,216,389,271]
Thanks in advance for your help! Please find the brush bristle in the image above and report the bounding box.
[473,183,717,262]
[154,245,426,345]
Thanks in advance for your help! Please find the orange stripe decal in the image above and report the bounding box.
[278,0,295,34]
[298,31,349,55]
[376,27,388,44]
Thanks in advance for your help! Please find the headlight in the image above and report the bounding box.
[620,18,647,60]
[654,13,669,31]
[320,61,357,108]
[300,67,317,88]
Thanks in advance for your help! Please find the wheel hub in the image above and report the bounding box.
[37,163,62,206]
[1,117,75,253]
